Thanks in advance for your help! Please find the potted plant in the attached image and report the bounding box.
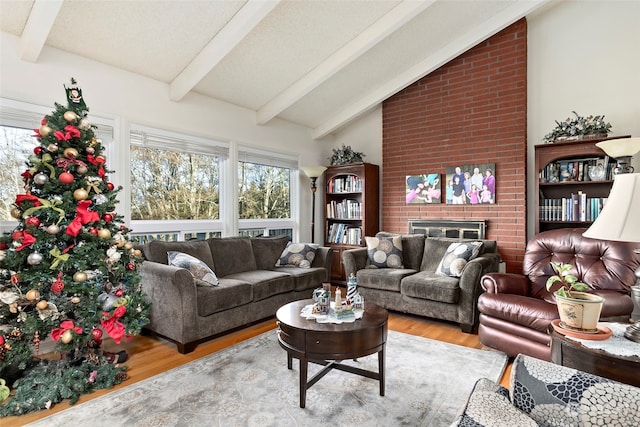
[542,111,612,144]
[546,262,604,332]
[328,144,365,166]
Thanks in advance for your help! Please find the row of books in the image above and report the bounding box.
[327,175,362,193]
[326,200,362,219]
[539,156,614,183]
[326,223,362,245]
[539,192,607,222]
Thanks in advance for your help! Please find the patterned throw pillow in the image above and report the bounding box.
[436,241,483,277]
[275,242,319,268]
[167,251,219,286]
[365,236,404,268]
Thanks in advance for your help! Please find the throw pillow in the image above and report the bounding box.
[365,236,403,268]
[436,241,483,277]
[167,251,219,286]
[275,242,319,268]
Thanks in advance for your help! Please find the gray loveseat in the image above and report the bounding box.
[342,232,499,332]
[139,235,332,353]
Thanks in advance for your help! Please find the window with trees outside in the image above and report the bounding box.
[1,102,299,241]
[238,147,297,239]
[0,101,114,230]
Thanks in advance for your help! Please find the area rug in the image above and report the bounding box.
[26,330,507,427]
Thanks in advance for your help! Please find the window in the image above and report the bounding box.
[238,147,298,237]
[0,100,113,227]
[0,126,37,221]
[129,125,229,241]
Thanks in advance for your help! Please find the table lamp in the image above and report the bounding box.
[583,137,640,342]
[300,166,327,243]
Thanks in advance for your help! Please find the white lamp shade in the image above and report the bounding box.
[583,173,640,242]
[300,165,327,178]
[596,137,640,158]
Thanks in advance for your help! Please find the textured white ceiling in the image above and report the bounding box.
[0,0,551,139]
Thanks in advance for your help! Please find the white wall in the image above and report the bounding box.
[527,0,640,236]
[0,32,330,242]
[335,1,640,238]
[331,106,383,167]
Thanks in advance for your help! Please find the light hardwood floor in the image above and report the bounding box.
[4,312,512,426]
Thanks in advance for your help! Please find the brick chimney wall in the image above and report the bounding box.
[382,19,528,273]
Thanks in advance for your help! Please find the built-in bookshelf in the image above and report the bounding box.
[534,135,630,234]
[324,162,379,284]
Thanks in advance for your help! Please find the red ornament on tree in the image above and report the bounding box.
[106,182,115,191]
[91,328,103,343]
[103,213,113,223]
[88,227,98,236]
[25,216,41,228]
[126,262,135,271]
[51,272,65,295]
[58,172,74,185]
[34,146,43,155]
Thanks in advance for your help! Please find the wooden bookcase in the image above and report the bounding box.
[324,162,379,284]
[534,135,630,234]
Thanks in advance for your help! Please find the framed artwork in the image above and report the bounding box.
[406,173,441,204]
[445,164,496,205]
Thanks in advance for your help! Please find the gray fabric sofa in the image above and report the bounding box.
[451,353,640,426]
[139,235,332,353]
[342,232,499,332]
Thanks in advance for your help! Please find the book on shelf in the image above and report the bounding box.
[327,175,363,193]
[326,199,362,219]
[326,223,362,245]
[539,193,607,222]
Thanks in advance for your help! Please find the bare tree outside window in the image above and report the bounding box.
[0,126,38,221]
[238,162,290,219]
[130,146,220,220]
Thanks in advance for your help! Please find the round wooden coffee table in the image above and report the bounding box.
[276,299,388,408]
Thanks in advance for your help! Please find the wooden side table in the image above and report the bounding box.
[548,324,640,387]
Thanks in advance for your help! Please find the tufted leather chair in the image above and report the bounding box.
[477,228,640,361]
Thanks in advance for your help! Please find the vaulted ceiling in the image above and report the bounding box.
[1,0,551,139]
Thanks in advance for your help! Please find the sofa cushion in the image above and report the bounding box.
[401,271,460,303]
[251,235,290,270]
[208,237,257,277]
[451,378,536,427]
[167,251,219,286]
[146,239,215,270]
[365,236,403,268]
[196,279,253,316]
[357,268,417,292]
[274,266,326,291]
[436,241,483,277]
[511,354,640,426]
[224,270,294,301]
[276,242,319,268]
[376,232,425,270]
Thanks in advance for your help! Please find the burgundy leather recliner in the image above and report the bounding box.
[478,228,640,361]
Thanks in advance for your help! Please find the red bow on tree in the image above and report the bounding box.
[66,200,100,236]
[14,230,36,251]
[87,154,106,179]
[101,305,127,344]
[15,194,41,208]
[50,320,83,342]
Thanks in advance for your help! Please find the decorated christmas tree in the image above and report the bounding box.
[0,79,150,415]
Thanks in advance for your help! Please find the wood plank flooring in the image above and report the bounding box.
[4,312,512,426]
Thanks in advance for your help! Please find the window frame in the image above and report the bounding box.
[0,100,301,241]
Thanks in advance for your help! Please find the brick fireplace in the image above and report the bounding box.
[381,19,528,273]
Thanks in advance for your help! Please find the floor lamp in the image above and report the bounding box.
[300,166,327,243]
[583,137,640,342]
